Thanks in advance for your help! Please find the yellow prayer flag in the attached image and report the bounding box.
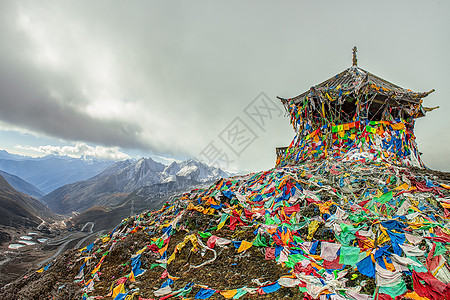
[112,283,126,299]
[167,251,177,265]
[217,215,229,230]
[220,290,238,298]
[307,220,320,241]
[394,183,409,191]
[91,263,102,275]
[85,278,93,287]
[168,273,180,280]
[136,246,147,255]
[391,123,406,131]
[441,183,450,190]
[129,270,135,282]
[237,240,253,253]
[158,243,169,256]
[403,292,430,300]
[377,227,390,245]
[407,222,424,229]
[309,254,323,261]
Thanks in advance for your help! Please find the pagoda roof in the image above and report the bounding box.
[279,66,434,106]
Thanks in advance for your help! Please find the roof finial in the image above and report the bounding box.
[352,46,358,66]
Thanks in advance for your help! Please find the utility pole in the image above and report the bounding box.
[130,198,134,217]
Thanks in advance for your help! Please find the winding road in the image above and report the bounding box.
[37,222,98,268]
[80,222,94,234]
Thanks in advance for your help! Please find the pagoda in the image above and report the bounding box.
[276,47,437,168]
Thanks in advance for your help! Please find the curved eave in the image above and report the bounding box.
[278,66,434,106]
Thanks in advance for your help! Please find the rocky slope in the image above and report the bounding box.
[0,174,55,228]
[0,170,44,199]
[4,160,450,300]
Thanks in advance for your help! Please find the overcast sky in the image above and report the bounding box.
[0,0,449,172]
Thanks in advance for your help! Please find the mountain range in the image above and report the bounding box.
[0,150,228,232]
[42,158,229,215]
[0,155,114,194]
[0,150,30,161]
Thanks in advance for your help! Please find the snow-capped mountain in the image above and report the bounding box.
[42,158,229,214]
[163,159,229,183]
[94,157,167,192]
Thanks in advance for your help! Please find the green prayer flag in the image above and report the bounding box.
[233,287,248,299]
[339,245,360,266]
[179,286,192,296]
[207,226,217,232]
[373,191,393,204]
[253,233,268,247]
[299,286,308,293]
[150,263,166,269]
[378,280,407,298]
[408,256,428,273]
[272,201,285,211]
[285,253,307,269]
[434,242,448,257]
[218,213,230,228]
[337,223,357,246]
[198,231,212,238]
[265,216,276,225]
[292,235,304,244]
[156,238,164,248]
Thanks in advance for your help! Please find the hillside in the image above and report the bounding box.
[4,160,450,300]
[68,179,213,232]
[0,170,44,199]
[0,174,55,228]
[42,158,228,215]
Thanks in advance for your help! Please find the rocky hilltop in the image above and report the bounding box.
[3,159,450,300]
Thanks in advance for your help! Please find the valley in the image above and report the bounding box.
[0,151,229,286]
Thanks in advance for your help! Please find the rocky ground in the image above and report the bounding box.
[0,224,100,287]
[0,225,58,286]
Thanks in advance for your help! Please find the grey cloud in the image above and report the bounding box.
[0,2,148,150]
[16,143,130,161]
[0,55,147,150]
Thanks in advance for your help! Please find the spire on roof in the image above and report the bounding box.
[352,46,358,66]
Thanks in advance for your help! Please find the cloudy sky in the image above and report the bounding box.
[0,0,449,172]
